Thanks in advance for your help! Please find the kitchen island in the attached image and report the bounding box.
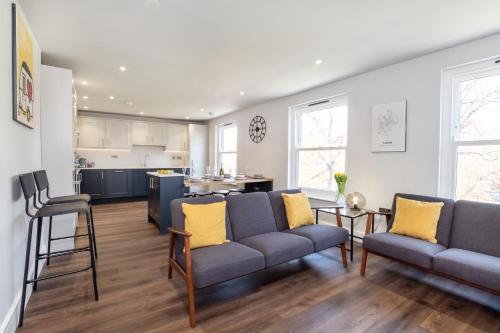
[147,172,185,234]
[79,167,188,200]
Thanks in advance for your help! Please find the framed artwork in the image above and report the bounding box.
[12,3,35,129]
[371,100,407,152]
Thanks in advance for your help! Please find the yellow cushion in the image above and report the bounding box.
[182,201,229,249]
[282,192,314,229]
[389,197,444,243]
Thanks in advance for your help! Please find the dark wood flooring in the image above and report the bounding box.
[18,201,500,332]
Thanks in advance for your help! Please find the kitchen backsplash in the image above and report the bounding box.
[76,146,189,168]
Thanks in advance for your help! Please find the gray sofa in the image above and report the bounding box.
[361,193,500,296]
[168,190,349,327]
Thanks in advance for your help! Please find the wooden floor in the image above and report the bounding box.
[18,201,500,333]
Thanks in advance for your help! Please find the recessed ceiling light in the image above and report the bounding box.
[82,81,88,85]
[140,111,144,115]
[109,96,115,100]
[200,108,205,112]
[72,79,74,83]
[125,101,134,106]
[119,66,127,71]
[186,116,190,120]
[239,91,245,95]
[83,95,88,100]
[315,59,323,65]
[83,106,88,110]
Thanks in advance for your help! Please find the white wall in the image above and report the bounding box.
[0,1,42,332]
[41,65,76,252]
[209,33,500,211]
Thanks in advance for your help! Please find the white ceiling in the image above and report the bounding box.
[20,0,500,120]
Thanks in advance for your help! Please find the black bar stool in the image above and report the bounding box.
[228,188,244,195]
[213,189,229,197]
[33,170,98,264]
[193,191,214,197]
[18,173,98,327]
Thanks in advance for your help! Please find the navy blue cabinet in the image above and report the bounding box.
[80,168,187,200]
[80,170,105,198]
[147,174,184,234]
[103,169,133,197]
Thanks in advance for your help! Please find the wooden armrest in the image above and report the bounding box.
[365,213,374,235]
[168,227,192,237]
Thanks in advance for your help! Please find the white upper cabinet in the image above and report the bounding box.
[78,117,106,148]
[106,119,131,148]
[149,123,165,146]
[166,123,188,151]
[131,121,165,146]
[132,121,150,145]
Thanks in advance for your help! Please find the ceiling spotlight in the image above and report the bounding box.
[109,96,115,100]
[315,59,323,65]
[83,106,88,110]
[200,108,205,112]
[83,95,88,100]
[239,91,245,95]
[186,116,190,120]
[140,111,144,115]
[119,66,127,71]
[82,81,88,85]
[125,101,134,106]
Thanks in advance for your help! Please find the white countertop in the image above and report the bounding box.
[146,172,185,177]
[76,166,185,171]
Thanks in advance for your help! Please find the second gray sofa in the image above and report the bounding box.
[168,190,349,327]
[361,193,500,297]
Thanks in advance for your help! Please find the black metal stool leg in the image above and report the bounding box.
[19,217,35,327]
[33,216,43,291]
[47,216,52,266]
[89,205,98,259]
[86,211,99,301]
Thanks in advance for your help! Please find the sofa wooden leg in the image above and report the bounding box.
[340,244,348,267]
[360,248,368,276]
[187,276,196,328]
[168,232,174,280]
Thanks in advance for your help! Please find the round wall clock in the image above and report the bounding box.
[249,115,266,143]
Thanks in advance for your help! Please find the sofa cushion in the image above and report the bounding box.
[267,189,302,231]
[450,200,500,258]
[182,201,229,249]
[363,232,446,268]
[171,196,233,259]
[433,248,500,292]
[284,224,349,251]
[239,232,314,267]
[178,242,265,288]
[390,197,444,243]
[226,192,277,240]
[388,193,455,247]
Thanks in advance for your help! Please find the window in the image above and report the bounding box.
[440,59,500,203]
[289,95,348,198]
[216,122,237,174]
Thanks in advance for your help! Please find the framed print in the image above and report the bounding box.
[371,100,407,152]
[12,3,35,129]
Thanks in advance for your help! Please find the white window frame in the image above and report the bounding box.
[439,57,500,199]
[216,121,237,172]
[288,94,349,200]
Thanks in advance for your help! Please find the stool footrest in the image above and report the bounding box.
[27,265,92,283]
[38,246,90,260]
[50,234,88,241]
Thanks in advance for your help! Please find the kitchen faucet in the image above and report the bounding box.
[144,154,151,167]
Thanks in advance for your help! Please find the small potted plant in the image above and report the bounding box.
[334,172,347,204]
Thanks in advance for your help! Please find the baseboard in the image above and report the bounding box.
[0,247,47,333]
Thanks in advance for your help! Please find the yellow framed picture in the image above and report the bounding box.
[12,3,35,129]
